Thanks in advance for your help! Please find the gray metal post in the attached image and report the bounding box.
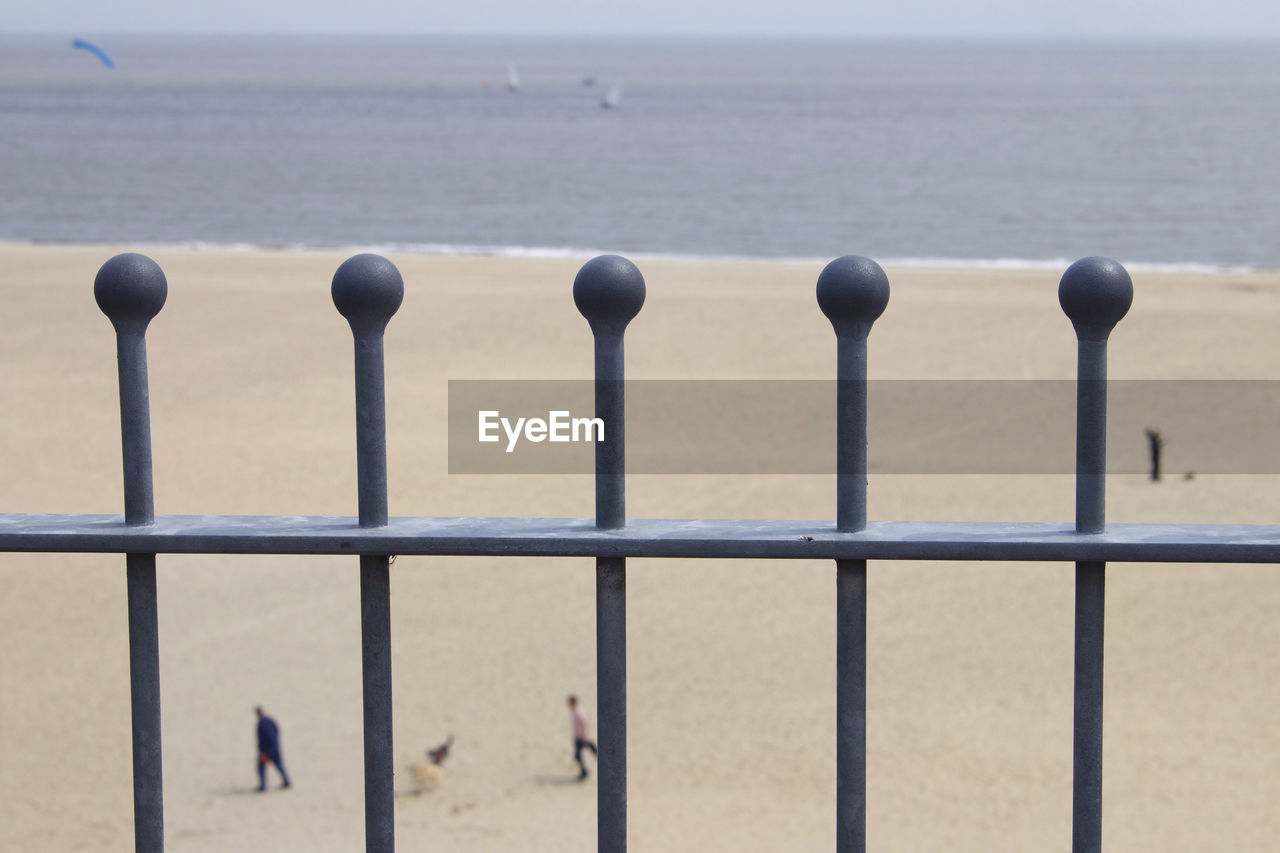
[834,561,867,851]
[333,254,404,853]
[817,255,889,853]
[573,255,645,853]
[95,253,168,853]
[1059,256,1132,853]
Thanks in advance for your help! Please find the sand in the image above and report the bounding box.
[2,243,1280,851]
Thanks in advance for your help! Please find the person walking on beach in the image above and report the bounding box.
[567,695,597,781]
[255,706,291,791]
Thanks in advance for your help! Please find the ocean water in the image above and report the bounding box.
[2,35,1278,269]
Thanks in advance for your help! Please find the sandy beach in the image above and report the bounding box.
[3,243,1280,851]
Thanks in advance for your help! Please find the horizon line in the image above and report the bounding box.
[6,30,1280,42]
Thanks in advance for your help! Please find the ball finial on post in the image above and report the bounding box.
[1058,256,1133,341]
[816,255,890,339]
[1060,255,1131,849]
[573,254,646,334]
[94,252,168,852]
[332,253,404,335]
[94,253,168,335]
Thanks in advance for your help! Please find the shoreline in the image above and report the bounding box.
[2,239,1271,276]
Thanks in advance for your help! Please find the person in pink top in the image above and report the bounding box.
[567,695,597,781]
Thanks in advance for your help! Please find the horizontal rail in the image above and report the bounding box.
[2,513,1279,562]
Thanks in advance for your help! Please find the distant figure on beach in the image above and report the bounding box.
[255,706,291,791]
[409,735,453,794]
[567,695,597,781]
[427,734,453,766]
[1145,428,1164,482]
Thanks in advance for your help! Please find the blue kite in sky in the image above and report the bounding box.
[72,39,114,68]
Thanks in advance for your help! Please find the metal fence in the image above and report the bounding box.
[3,250,1278,853]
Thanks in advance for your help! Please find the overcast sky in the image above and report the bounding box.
[13,0,1280,38]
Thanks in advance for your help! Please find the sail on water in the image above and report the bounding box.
[601,81,623,109]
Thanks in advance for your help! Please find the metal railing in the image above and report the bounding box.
[3,250,1278,853]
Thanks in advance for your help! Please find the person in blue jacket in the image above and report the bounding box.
[255,706,292,791]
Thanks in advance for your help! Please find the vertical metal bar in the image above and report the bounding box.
[593,334,626,530]
[817,255,889,853]
[594,331,628,851]
[1059,257,1132,853]
[835,560,867,850]
[333,254,403,853]
[1074,340,1109,535]
[359,552,393,850]
[125,552,162,850]
[596,555,627,846]
[574,255,645,853]
[114,334,157,528]
[835,333,869,533]
[1072,559,1106,853]
[353,329,391,528]
[95,253,168,853]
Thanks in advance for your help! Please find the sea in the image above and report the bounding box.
[2,34,1279,271]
